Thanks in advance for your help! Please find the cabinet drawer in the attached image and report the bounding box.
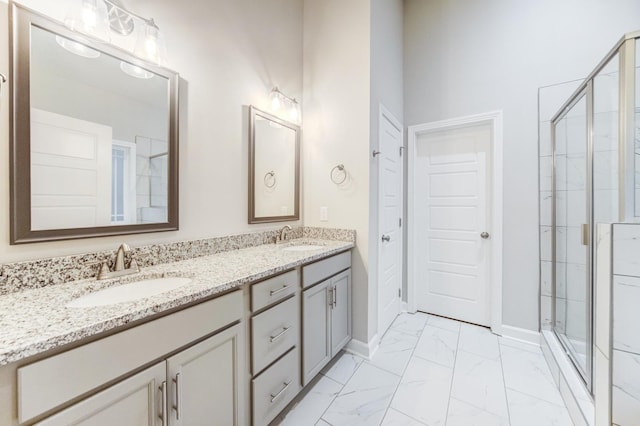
[251,269,298,311]
[18,291,242,424]
[302,251,351,288]
[251,296,299,374]
[252,348,300,426]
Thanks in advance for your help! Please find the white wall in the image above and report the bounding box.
[404,0,640,331]
[0,0,303,262]
[302,0,372,344]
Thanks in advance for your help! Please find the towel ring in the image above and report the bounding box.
[264,171,276,188]
[330,164,347,185]
[0,73,6,98]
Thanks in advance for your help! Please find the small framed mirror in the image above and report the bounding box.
[10,4,179,244]
[248,106,300,223]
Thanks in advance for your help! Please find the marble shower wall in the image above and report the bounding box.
[538,80,582,330]
[612,224,640,425]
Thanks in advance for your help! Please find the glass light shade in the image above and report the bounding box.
[134,21,167,65]
[64,0,111,42]
[120,61,154,79]
[288,100,301,123]
[269,88,282,112]
[55,35,101,58]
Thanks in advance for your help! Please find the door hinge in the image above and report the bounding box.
[399,218,402,227]
[398,288,402,298]
[399,146,404,157]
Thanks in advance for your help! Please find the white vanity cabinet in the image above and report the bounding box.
[36,362,166,426]
[18,291,244,426]
[302,252,352,385]
[165,325,242,426]
[37,325,242,426]
[249,270,301,426]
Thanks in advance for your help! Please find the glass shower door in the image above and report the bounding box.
[554,93,591,384]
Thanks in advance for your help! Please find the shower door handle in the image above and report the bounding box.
[581,224,589,246]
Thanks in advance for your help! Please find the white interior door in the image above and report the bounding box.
[30,108,112,230]
[378,107,403,336]
[414,124,492,326]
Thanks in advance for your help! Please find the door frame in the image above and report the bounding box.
[377,104,404,337]
[407,111,504,334]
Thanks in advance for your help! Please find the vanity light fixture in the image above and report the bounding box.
[63,0,111,42]
[269,87,301,124]
[63,0,167,66]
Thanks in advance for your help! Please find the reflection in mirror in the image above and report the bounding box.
[249,106,300,223]
[30,27,168,229]
[10,4,179,243]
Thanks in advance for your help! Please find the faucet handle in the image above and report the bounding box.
[128,257,141,273]
[86,259,110,279]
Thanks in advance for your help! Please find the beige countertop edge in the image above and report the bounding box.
[0,240,354,366]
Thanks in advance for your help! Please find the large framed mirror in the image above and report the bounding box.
[10,4,179,244]
[248,106,300,223]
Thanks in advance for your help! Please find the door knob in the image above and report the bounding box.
[480,232,490,239]
[381,235,390,242]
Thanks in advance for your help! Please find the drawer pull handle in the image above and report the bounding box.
[270,326,291,342]
[172,372,182,420]
[159,381,168,426]
[333,285,337,308]
[270,285,291,296]
[270,381,291,403]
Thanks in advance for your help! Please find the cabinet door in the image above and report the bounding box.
[166,324,242,426]
[302,280,331,386]
[36,362,165,426]
[331,269,352,357]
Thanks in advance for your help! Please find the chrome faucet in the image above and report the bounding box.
[276,225,293,244]
[93,243,140,280]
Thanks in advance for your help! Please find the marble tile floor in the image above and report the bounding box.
[276,312,574,426]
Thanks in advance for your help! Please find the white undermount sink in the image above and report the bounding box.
[66,277,193,308]
[280,244,325,252]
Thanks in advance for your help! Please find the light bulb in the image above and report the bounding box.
[134,21,167,65]
[288,100,300,122]
[64,0,110,42]
[269,89,282,112]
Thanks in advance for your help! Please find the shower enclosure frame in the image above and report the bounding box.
[550,31,639,392]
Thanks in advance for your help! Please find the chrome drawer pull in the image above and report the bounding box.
[172,373,182,420]
[270,381,291,403]
[159,381,168,426]
[270,285,290,296]
[270,326,291,342]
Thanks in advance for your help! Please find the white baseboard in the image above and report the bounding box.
[499,325,540,345]
[345,334,379,360]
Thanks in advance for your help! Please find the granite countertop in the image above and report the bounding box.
[0,239,353,366]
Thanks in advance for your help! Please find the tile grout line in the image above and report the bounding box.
[498,340,513,425]
[504,385,574,410]
[316,353,364,425]
[378,315,430,425]
[443,319,462,426]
